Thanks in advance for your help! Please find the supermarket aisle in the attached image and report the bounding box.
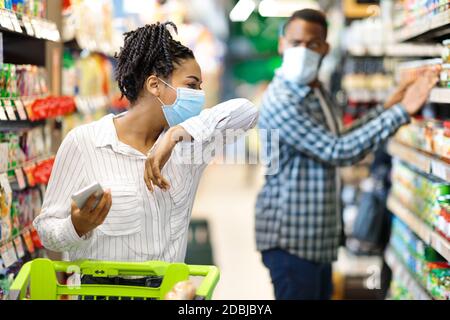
[192,164,274,300]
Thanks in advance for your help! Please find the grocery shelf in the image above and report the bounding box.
[347,43,443,58]
[1,153,54,175]
[387,196,450,262]
[387,139,450,182]
[0,225,33,247]
[0,119,46,131]
[0,9,60,42]
[64,38,116,59]
[394,10,450,42]
[385,246,432,300]
[429,88,450,104]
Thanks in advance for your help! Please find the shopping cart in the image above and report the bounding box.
[8,258,220,300]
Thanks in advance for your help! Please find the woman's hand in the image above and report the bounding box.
[71,190,112,237]
[144,125,192,192]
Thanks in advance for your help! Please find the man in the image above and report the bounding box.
[255,9,439,300]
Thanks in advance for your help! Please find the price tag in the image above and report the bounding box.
[22,230,35,254]
[10,12,22,33]
[431,161,447,181]
[0,143,8,172]
[0,106,8,120]
[13,236,25,258]
[14,168,26,190]
[0,10,8,29]
[3,11,14,31]
[31,18,42,39]
[22,16,34,36]
[0,242,18,268]
[14,99,28,120]
[4,101,17,121]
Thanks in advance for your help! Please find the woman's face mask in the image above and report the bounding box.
[279,46,322,85]
[157,78,205,127]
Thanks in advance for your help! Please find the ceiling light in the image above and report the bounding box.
[230,0,256,22]
[259,0,320,17]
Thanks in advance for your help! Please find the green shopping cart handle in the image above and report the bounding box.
[9,259,220,300]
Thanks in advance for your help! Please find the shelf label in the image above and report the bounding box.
[22,229,35,254]
[10,12,22,33]
[14,99,28,120]
[14,168,26,190]
[3,11,14,31]
[0,106,8,120]
[4,101,16,121]
[0,242,18,268]
[22,16,35,36]
[0,10,11,30]
[0,143,8,172]
[13,236,25,258]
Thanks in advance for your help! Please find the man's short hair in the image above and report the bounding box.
[282,9,328,38]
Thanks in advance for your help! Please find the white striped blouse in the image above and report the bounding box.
[33,98,258,263]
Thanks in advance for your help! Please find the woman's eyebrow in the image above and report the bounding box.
[187,75,201,82]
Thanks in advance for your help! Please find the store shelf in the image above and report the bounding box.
[0,119,46,131]
[347,44,443,58]
[429,88,450,104]
[385,246,432,300]
[0,225,33,248]
[387,139,450,182]
[0,9,60,42]
[64,38,115,59]
[1,153,54,175]
[387,196,450,262]
[394,10,450,42]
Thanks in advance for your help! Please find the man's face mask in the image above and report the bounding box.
[279,46,322,85]
[157,78,205,127]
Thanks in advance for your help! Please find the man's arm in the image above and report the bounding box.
[261,89,410,166]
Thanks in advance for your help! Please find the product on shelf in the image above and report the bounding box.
[341,57,394,125]
[389,217,449,300]
[61,50,127,135]
[0,129,50,299]
[391,160,450,240]
[3,0,47,18]
[0,64,76,122]
[394,0,450,30]
[395,118,450,161]
[442,39,450,63]
[62,0,117,56]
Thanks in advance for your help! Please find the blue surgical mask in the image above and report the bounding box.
[279,46,322,85]
[157,78,205,127]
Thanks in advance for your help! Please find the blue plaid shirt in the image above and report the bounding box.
[255,72,410,263]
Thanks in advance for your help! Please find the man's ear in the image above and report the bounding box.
[324,42,330,56]
[145,75,160,97]
[278,37,286,56]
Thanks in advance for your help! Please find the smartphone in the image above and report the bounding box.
[71,182,104,209]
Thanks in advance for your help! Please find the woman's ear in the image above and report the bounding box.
[145,75,160,97]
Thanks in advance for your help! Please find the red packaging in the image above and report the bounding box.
[30,227,43,249]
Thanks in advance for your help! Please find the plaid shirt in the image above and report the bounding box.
[255,72,410,263]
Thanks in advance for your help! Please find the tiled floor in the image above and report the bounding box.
[191,164,274,300]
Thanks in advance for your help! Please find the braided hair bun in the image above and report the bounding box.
[115,21,194,103]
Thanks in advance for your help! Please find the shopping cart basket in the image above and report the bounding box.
[9,258,220,300]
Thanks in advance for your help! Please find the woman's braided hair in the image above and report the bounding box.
[115,21,194,103]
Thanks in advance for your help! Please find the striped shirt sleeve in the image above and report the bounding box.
[33,129,93,252]
[263,88,410,166]
[179,98,258,143]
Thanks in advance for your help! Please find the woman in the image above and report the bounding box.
[34,22,257,286]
